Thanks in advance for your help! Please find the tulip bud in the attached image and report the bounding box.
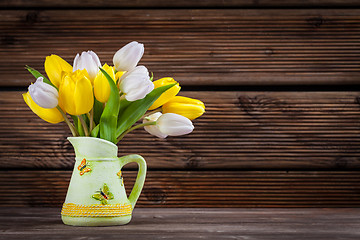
[28,77,59,109]
[73,50,101,83]
[148,78,181,110]
[44,54,73,88]
[119,66,154,101]
[143,112,194,138]
[93,64,116,103]
[162,96,205,120]
[58,70,94,116]
[113,41,144,72]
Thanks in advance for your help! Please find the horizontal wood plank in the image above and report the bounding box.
[2,0,360,8]
[2,9,360,86]
[1,170,359,207]
[1,91,360,170]
[1,208,359,240]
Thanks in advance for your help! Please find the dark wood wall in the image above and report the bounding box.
[1,0,360,207]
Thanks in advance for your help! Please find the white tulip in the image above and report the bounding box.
[143,112,194,139]
[113,41,144,72]
[119,66,154,101]
[73,50,101,81]
[28,77,59,109]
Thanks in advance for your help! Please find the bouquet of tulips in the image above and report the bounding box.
[23,42,205,144]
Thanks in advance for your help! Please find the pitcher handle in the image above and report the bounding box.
[119,154,147,208]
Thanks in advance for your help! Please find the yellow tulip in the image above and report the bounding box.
[44,54,73,88]
[58,70,93,116]
[162,96,205,120]
[148,78,181,110]
[22,92,64,124]
[93,64,116,103]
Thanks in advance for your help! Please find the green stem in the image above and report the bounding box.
[78,115,89,137]
[87,109,94,132]
[117,121,156,143]
[56,106,78,136]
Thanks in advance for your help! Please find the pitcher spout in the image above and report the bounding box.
[68,137,118,159]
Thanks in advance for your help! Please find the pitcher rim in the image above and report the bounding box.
[67,136,117,148]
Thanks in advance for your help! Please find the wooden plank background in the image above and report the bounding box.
[0,1,360,207]
[3,0,360,8]
[2,9,360,86]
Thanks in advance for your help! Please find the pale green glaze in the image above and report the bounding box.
[61,137,147,226]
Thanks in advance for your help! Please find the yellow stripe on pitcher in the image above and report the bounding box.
[61,203,132,217]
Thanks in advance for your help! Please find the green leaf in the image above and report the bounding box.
[90,124,100,138]
[25,66,57,90]
[117,98,131,126]
[70,115,84,136]
[98,68,120,143]
[77,117,85,136]
[116,83,176,141]
[93,98,104,125]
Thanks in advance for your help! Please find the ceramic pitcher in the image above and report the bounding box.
[61,137,146,226]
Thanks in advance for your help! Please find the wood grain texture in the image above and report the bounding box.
[1,170,359,207]
[2,0,360,8]
[1,208,359,240]
[2,9,360,86]
[1,91,360,170]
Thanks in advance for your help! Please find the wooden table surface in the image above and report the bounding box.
[0,207,359,240]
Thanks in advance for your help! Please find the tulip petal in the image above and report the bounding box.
[143,112,168,138]
[119,66,154,102]
[44,55,72,88]
[157,113,194,136]
[59,74,77,115]
[162,96,205,120]
[59,70,93,116]
[94,64,116,103]
[74,76,94,115]
[148,78,181,110]
[28,77,59,109]
[23,92,64,124]
[73,51,101,83]
[113,41,144,72]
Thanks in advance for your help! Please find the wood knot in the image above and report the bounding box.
[238,95,288,116]
[25,11,39,25]
[238,95,254,115]
[355,96,360,105]
[144,187,167,203]
[184,156,200,169]
[307,17,324,28]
